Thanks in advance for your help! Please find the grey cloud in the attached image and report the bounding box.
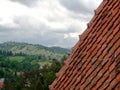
[22,26,78,48]
[0,25,16,33]
[26,31,78,48]
[10,0,38,7]
[0,17,78,48]
[54,26,79,34]
[0,26,18,43]
[70,13,93,22]
[0,26,77,48]
[59,0,94,15]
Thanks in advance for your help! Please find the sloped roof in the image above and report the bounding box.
[49,0,120,90]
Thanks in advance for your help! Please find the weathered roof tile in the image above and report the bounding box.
[49,0,120,89]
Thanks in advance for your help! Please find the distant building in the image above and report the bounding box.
[0,82,3,88]
[0,78,4,89]
[13,71,24,76]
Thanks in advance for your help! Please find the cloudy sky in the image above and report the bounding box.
[0,0,102,48]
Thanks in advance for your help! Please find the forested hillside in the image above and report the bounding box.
[0,42,70,60]
[0,42,69,90]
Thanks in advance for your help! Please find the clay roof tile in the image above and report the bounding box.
[49,0,120,90]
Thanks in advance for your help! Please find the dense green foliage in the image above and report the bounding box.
[0,42,69,90]
[0,55,39,78]
[1,55,67,90]
[0,50,13,56]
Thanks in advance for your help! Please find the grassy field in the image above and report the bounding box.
[8,56,25,62]
[0,55,52,67]
[39,60,52,66]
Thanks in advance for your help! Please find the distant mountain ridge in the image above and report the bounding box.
[0,42,70,59]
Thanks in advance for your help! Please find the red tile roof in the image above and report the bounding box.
[49,0,120,90]
[0,82,4,87]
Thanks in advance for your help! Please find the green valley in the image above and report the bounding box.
[0,42,70,90]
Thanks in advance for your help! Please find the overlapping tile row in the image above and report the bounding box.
[49,0,120,90]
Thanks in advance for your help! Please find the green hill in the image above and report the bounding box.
[0,42,70,60]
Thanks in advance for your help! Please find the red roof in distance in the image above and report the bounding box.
[0,82,4,87]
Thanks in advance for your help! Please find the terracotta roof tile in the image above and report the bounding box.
[49,0,120,89]
[0,82,3,88]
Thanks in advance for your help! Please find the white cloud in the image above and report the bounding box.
[0,0,102,47]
